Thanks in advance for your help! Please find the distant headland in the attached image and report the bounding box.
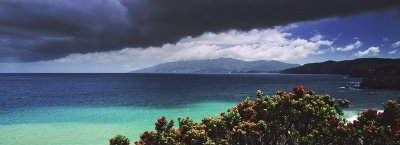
[282,58,400,90]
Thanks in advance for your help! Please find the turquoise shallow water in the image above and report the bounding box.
[0,73,399,145]
[0,101,362,145]
[0,102,237,145]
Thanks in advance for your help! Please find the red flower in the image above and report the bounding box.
[220,112,225,116]
[362,109,378,115]
[348,125,354,130]
[293,85,306,97]
[293,86,305,92]
[337,124,346,130]
[282,93,293,98]
[394,127,400,133]
[320,125,327,129]
[178,118,181,121]
[161,116,166,121]
[237,103,243,109]
[329,115,337,125]
[293,85,304,91]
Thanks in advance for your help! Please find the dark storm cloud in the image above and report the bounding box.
[0,0,398,62]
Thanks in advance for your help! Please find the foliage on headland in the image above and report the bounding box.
[110,86,400,145]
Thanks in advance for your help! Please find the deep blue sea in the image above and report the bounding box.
[0,73,399,145]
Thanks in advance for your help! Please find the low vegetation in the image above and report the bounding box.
[110,86,400,145]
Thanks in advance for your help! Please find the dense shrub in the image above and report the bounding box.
[111,86,400,145]
[110,135,130,145]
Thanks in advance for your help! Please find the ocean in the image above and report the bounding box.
[0,73,399,145]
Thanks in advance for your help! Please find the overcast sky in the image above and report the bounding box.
[0,0,399,72]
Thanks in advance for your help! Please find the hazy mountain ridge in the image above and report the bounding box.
[282,58,400,89]
[132,58,299,73]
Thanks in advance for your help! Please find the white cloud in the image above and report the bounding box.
[388,49,397,54]
[4,26,367,73]
[34,27,335,71]
[336,40,362,51]
[310,34,323,42]
[392,41,400,48]
[354,46,380,57]
[382,37,390,42]
[161,30,333,61]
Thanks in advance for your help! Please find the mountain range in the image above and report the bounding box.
[132,58,299,73]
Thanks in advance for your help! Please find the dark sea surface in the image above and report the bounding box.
[0,73,399,144]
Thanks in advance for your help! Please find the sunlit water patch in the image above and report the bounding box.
[0,102,236,145]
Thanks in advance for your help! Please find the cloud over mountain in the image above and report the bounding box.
[354,47,380,57]
[336,40,362,52]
